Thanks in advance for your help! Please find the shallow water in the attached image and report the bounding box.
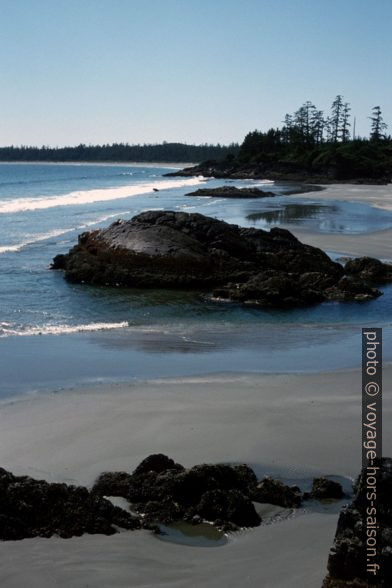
[0,163,391,396]
[246,198,392,234]
[157,521,228,547]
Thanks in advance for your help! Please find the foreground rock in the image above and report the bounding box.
[186,186,275,198]
[93,455,261,531]
[323,458,392,587]
[0,468,140,541]
[51,211,391,307]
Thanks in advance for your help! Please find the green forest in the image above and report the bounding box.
[234,96,392,181]
[0,142,239,164]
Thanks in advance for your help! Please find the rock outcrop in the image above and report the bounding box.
[93,455,261,531]
[323,458,392,587]
[51,211,390,307]
[186,186,275,198]
[0,468,140,540]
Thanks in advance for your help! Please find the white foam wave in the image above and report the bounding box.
[0,177,204,214]
[0,211,128,254]
[0,229,73,254]
[0,321,129,337]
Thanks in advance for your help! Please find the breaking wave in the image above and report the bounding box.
[0,177,204,214]
[0,321,130,337]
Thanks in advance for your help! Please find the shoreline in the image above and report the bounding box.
[1,175,392,586]
[287,183,392,258]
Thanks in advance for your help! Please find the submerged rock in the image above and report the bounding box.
[322,458,392,587]
[186,186,275,198]
[0,468,140,541]
[51,210,388,307]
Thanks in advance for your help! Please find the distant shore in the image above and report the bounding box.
[0,160,194,168]
[167,160,391,185]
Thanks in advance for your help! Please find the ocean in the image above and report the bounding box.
[1,162,392,396]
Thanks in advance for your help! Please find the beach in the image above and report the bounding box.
[295,183,392,258]
[3,367,390,587]
[0,175,391,587]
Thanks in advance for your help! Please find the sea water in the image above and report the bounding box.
[0,162,391,396]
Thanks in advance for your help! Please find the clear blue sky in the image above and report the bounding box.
[0,0,390,146]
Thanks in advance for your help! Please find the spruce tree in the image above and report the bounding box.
[369,106,387,140]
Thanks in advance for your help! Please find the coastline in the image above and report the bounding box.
[1,174,392,587]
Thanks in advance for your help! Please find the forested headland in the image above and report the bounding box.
[172,96,392,183]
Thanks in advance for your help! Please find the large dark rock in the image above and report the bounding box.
[51,210,386,307]
[323,458,392,587]
[186,186,275,198]
[0,468,140,541]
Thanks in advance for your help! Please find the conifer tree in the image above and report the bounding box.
[369,106,387,140]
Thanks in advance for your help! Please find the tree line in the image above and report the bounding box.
[281,96,388,145]
[0,141,240,163]
[236,97,391,181]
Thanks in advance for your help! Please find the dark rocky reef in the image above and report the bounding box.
[186,186,275,198]
[323,458,392,587]
[93,454,261,531]
[0,467,140,541]
[51,211,391,307]
[0,455,357,542]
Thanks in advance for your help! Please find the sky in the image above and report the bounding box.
[0,0,391,147]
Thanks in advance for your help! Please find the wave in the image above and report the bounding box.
[0,211,129,254]
[0,177,204,214]
[0,229,73,254]
[0,321,129,337]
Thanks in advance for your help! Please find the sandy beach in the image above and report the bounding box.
[0,367,391,587]
[293,183,392,258]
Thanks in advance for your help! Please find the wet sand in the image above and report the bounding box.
[0,367,391,587]
[293,183,392,258]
